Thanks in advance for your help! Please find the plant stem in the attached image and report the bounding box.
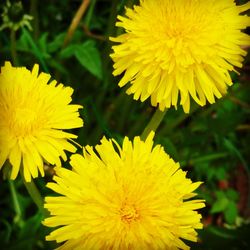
[8,180,23,227]
[63,0,90,48]
[21,172,46,215]
[141,108,167,141]
[10,29,18,66]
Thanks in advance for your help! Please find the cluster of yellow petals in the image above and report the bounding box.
[44,133,205,250]
[111,0,250,112]
[0,62,83,181]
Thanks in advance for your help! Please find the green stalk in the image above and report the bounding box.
[141,109,167,141]
[21,171,47,216]
[8,180,24,227]
[10,29,18,66]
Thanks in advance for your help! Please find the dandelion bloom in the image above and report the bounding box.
[0,62,83,181]
[44,133,205,249]
[111,0,250,113]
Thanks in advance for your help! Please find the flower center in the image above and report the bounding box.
[11,107,38,136]
[120,204,139,223]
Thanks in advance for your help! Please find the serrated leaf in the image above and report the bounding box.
[74,40,103,79]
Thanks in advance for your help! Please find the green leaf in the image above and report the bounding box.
[74,40,103,79]
[215,190,225,200]
[210,197,229,213]
[47,32,66,53]
[16,33,30,52]
[21,28,49,72]
[60,44,77,59]
[224,201,238,224]
[38,32,48,54]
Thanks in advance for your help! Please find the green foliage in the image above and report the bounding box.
[210,190,239,225]
[61,40,103,79]
[0,0,249,249]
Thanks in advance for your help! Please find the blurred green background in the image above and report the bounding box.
[0,0,250,249]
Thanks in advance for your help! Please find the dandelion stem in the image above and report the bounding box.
[8,180,24,227]
[63,0,90,48]
[10,29,18,66]
[141,109,167,140]
[21,172,47,216]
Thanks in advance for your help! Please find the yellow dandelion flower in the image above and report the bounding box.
[44,133,205,250]
[0,62,83,182]
[111,0,250,113]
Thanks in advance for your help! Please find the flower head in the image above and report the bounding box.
[44,133,205,249]
[0,62,83,181]
[111,0,250,113]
